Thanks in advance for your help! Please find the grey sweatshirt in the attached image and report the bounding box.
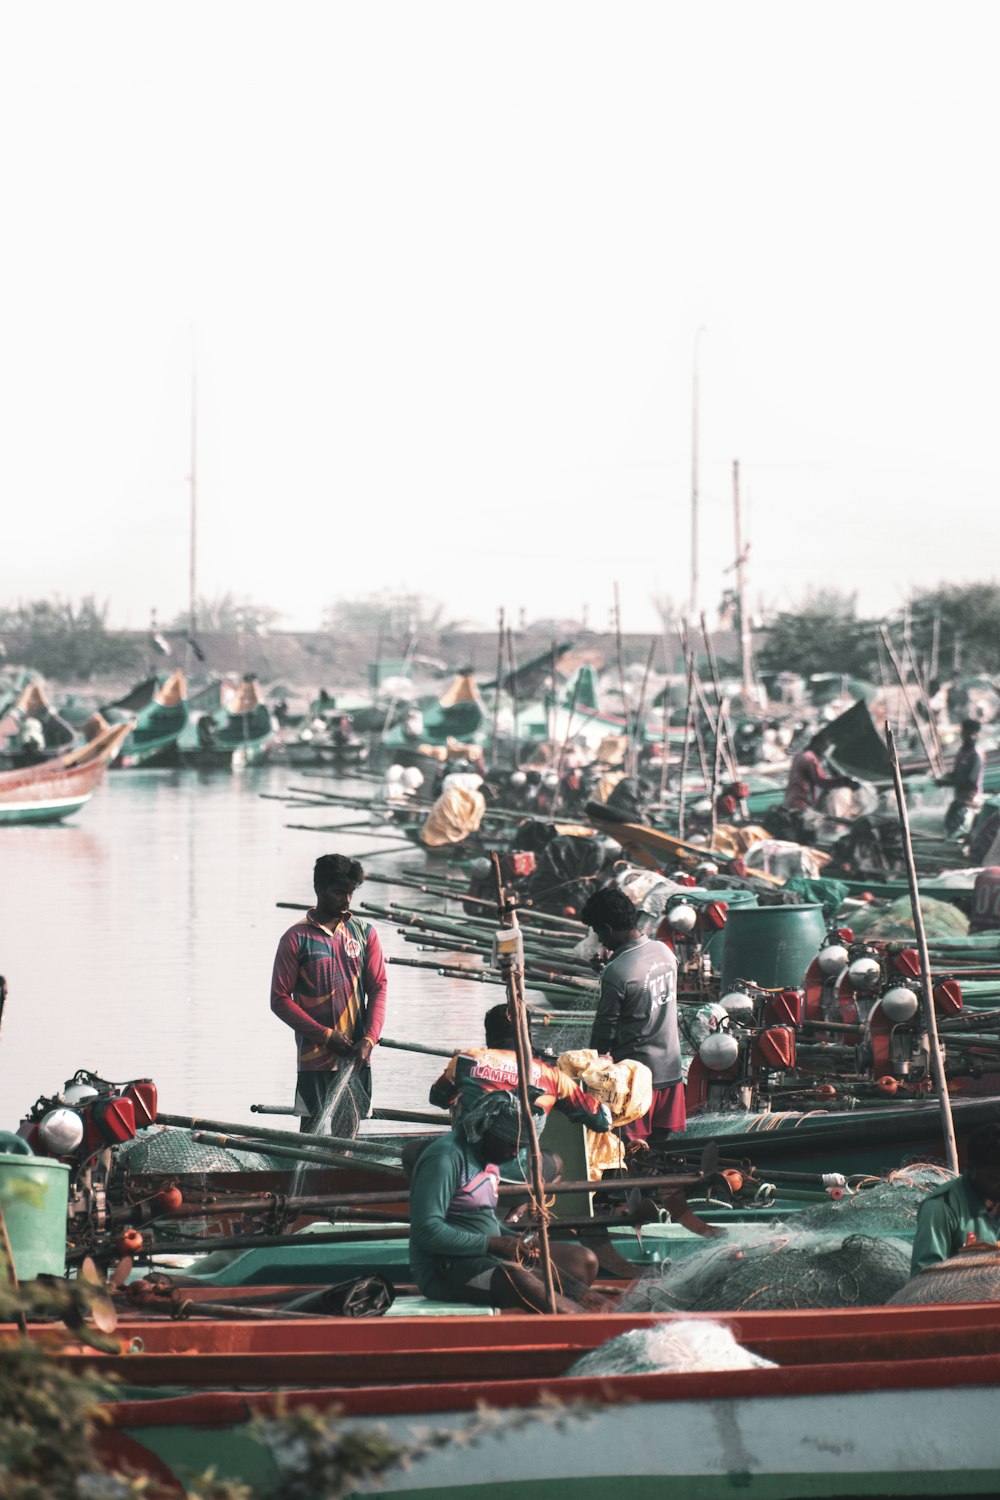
[590,934,681,1089]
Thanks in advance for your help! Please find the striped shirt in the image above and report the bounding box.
[270,909,387,1071]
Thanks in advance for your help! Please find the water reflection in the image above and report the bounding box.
[0,765,496,1130]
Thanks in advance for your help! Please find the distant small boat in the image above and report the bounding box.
[0,717,134,824]
[0,678,79,767]
[103,669,190,769]
[180,675,276,769]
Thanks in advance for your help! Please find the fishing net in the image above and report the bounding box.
[621,1230,911,1312]
[617,1168,949,1313]
[523,834,610,916]
[565,1318,775,1377]
[114,1124,280,1175]
[887,1247,1000,1304]
[849,896,970,940]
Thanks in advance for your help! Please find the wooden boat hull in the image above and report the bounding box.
[84,1307,1000,1496]
[0,719,133,823]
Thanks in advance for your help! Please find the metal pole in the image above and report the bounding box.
[884,724,959,1174]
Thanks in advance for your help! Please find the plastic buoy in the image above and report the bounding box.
[156,1186,183,1213]
[816,1083,837,1100]
[877,1076,899,1095]
[117,1228,144,1254]
[721,1168,744,1194]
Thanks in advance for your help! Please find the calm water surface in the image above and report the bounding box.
[1,765,497,1131]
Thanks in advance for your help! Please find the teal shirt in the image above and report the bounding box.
[910,1174,1000,1275]
[408,1132,504,1292]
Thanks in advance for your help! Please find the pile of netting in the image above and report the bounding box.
[889,1247,1000,1305]
[849,895,969,940]
[114,1124,280,1175]
[565,1318,775,1377]
[618,1164,952,1312]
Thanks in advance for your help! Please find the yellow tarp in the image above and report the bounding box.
[420,787,487,848]
[557,1049,654,1178]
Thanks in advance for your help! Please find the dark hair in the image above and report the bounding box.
[962,718,981,737]
[580,886,638,935]
[966,1122,1000,1170]
[313,853,364,893]
[484,1002,533,1049]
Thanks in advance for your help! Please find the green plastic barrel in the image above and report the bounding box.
[719,902,827,992]
[0,1152,70,1279]
[676,887,758,972]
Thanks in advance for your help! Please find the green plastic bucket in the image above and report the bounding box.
[0,1152,70,1279]
[719,902,827,992]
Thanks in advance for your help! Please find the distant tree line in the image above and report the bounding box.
[756,583,1000,683]
[5,583,1000,686]
[0,596,144,680]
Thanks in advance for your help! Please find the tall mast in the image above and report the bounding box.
[689,326,704,620]
[733,459,753,700]
[188,335,198,636]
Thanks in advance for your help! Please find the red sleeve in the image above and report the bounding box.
[362,925,388,1045]
[543,1060,612,1128]
[806,752,838,790]
[270,929,330,1044]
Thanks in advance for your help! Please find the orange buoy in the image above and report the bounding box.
[877,1076,899,1095]
[156,1186,183,1213]
[721,1168,744,1194]
[117,1228,144,1254]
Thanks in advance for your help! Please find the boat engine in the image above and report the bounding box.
[18,1069,157,1253]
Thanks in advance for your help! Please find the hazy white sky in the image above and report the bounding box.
[2,2,998,635]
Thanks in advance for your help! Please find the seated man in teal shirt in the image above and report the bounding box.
[408,1091,600,1313]
[910,1123,1000,1275]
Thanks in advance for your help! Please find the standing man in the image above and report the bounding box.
[782,730,859,844]
[271,854,387,1132]
[580,887,685,1145]
[937,718,984,840]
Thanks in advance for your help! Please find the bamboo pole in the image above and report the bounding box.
[902,630,945,774]
[490,607,505,767]
[631,637,657,777]
[612,583,632,775]
[708,694,727,849]
[676,630,696,840]
[156,1112,392,1159]
[491,851,557,1313]
[880,625,943,776]
[505,626,520,769]
[658,630,673,808]
[700,612,739,781]
[549,670,583,818]
[884,723,959,1173]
